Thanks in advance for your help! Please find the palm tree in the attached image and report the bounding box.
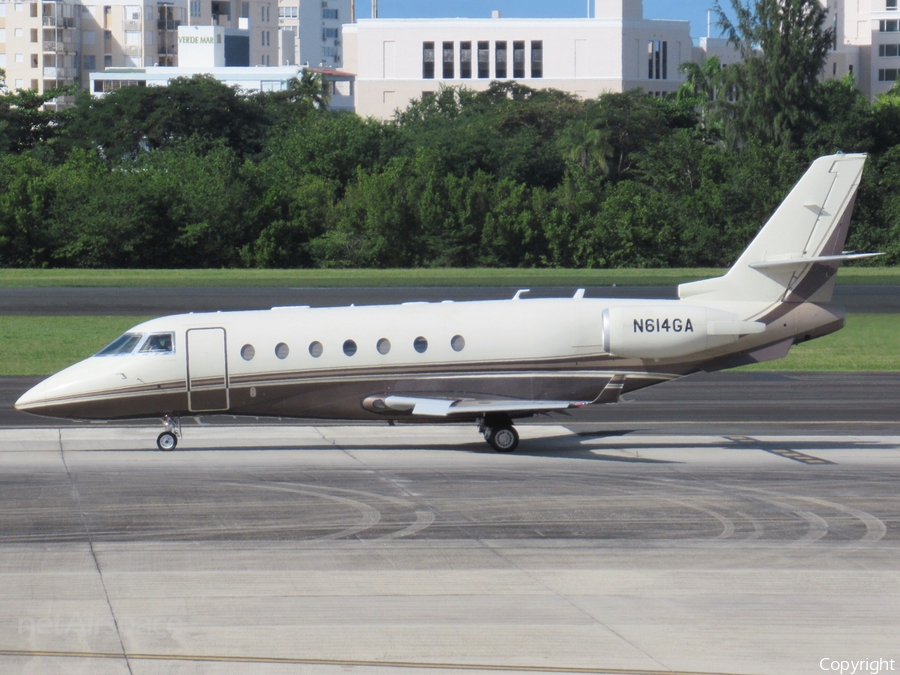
[287,70,331,110]
[557,109,613,176]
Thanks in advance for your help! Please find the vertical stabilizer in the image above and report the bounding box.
[679,154,871,304]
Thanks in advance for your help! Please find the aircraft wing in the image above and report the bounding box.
[381,375,628,417]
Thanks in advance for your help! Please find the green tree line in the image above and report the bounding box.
[1,0,899,269]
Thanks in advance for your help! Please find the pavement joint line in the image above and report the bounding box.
[0,649,757,675]
[55,428,135,675]
[725,436,836,465]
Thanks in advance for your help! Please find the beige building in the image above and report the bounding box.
[0,0,277,99]
[343,0,692,119]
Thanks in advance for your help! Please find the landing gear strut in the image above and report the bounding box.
[479,415,519,453]
[157,415,181,451]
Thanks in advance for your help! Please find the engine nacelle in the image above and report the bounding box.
[602,305,765,359]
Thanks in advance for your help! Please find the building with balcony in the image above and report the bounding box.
[276,0,349,68]
[0,0,278,100]
[690,0,899,101]
[826,0,900,98]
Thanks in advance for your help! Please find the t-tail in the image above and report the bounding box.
[678,153,878,306]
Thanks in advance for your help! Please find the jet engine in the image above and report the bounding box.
[602,305,765,360]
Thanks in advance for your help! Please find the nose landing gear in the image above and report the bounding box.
[157,415,181,451]
[479,415,519,453]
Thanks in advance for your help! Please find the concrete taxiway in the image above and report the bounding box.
[0,424,897,675]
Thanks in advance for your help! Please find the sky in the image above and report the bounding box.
[354,1,727,39]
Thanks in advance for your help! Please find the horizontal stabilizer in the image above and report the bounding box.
[749,252,883,269]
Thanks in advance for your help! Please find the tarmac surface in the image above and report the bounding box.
[1,284,899,314]
[0,424,897,675]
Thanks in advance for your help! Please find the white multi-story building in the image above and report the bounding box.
[827,0,900,98]
[342,0,691,119]
[0,0,278,98]
[276,0,349,67]
[693,0,899,100]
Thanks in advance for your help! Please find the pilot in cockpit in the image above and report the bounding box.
[143,334,173,353]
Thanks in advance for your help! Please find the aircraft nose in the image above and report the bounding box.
[14,357,109,418]
[15,378,58,414]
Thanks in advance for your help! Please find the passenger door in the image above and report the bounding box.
[186,328,230,412]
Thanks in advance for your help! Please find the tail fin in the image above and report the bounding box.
[679,153,876,304]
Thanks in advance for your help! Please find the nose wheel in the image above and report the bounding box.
[157,431,178,451]
[480,416,519,453]
[157,415,181,451]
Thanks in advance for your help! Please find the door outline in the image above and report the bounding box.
[186,327,230,412]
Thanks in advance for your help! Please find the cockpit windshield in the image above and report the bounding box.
[97,333,143,356]
[96,332,175,356]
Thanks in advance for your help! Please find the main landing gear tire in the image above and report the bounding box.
[484,425,519,453]
[157,431,178,451]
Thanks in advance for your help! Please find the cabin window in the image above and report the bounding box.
[97,333,142,356]
[140,333,174,353]
[240,344,256,361]
[451,335,465,352]
[343,339,357,356]
[377,338,391,354]
[414,336,428,353]
[309,341,323,357]
[275,342,290,359]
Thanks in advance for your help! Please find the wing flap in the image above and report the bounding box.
[382,395,574,417]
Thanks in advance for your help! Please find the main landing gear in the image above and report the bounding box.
[479,415,519,453]
[156,415,181,451]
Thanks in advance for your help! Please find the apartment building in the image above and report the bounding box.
[693,0,899,100]
[342,0,691,119]
[827,0,900,98]
[0,0,277,98]
[276,0,348,67]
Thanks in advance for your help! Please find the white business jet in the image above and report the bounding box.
[16,153,877,452]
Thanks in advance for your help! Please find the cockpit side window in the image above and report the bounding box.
[96,333,143,356]
[140,333,175,354]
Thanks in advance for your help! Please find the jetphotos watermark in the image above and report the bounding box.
[19,614,183,637]
[821,658,897,675]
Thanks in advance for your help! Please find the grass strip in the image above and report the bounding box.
[1,313,896,377]
[1,267,898,288]
[0,316,152,376]
[737,313,900,372]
